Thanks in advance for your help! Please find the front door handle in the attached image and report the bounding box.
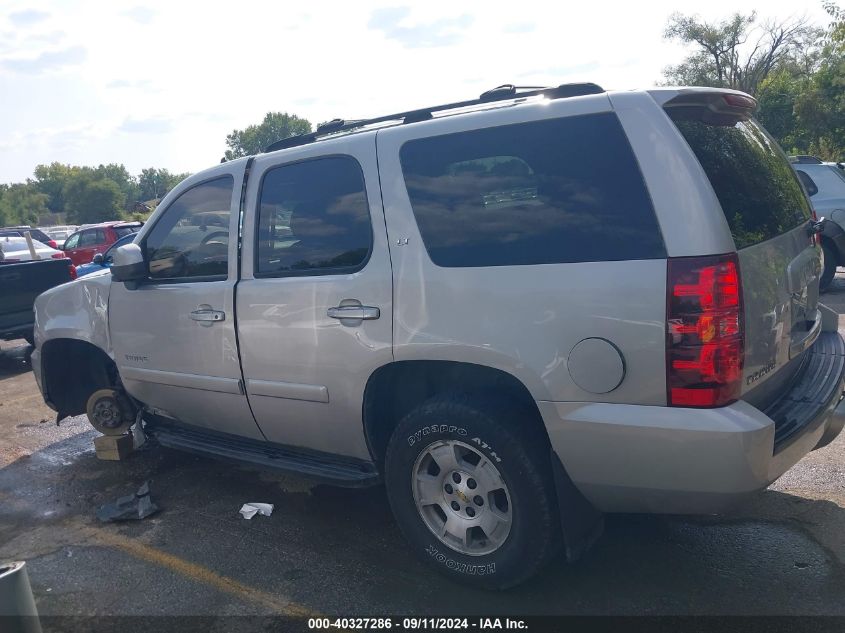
[190,309,226,322]
[327,306,380,320]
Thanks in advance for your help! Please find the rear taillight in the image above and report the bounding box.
[51,253,65,259]
[47,240,58,249]
[667,253,743,407]
[69,264,77,280]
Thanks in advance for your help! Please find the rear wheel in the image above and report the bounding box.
[384,393,560,589]
[821,241,838,292]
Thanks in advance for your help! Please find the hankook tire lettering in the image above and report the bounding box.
[425,544,496,575]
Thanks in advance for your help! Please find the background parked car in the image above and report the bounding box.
[75,233,136,277]
[0,236,67,263]
[791,156,845,289]
[62,221,142,266]
[43,226,79,247]
[0,226,60,250]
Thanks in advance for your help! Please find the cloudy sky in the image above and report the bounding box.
[0,0,832,184]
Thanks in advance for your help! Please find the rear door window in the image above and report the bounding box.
[78,230,101,247]
[399,112,664,267]
[669,116,812,249]
[255,156,372,276]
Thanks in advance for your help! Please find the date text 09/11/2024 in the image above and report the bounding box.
[307,618,528,630]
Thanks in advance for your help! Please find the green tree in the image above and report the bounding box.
[63,177,126,224]
[138,168,190,201]
[94,163,139,204]
[223,112,312,161]
[663,12,820,95]
[0,182,49,227]
[32,162,78,214]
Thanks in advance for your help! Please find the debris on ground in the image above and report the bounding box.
[239,502,274,520]
[96,481,159,522]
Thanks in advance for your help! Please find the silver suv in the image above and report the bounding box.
[31,84,845,589]
[792,157,845,289]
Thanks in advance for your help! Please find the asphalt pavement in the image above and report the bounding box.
[2,280,845,618]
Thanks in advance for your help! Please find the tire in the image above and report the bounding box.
[384,393,561,589]
[821,241,837,292]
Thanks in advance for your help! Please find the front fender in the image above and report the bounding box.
[33,269,113,358]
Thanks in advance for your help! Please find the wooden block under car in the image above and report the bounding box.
[93,434,134,461]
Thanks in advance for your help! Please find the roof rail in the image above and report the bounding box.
[265,82,604,153]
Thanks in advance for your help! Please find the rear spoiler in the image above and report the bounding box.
[654,88,758,125]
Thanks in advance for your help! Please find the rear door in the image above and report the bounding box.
[236,134,393,459]
[662,94,819,404]
[72,229,106,265]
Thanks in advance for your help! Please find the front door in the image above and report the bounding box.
[236,135,393,459]
[110,166,263,439]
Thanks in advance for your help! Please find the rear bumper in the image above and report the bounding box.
[539,331,845,514]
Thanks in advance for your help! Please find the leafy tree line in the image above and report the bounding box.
[664,1,845,159]
[0,111,312,228]
[0,163,191,228]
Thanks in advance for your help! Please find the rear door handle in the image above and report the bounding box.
[190,309,226,322]
[327,306,380,320]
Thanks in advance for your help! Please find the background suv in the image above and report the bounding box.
[62,221,142,266]
[792,156,845,289]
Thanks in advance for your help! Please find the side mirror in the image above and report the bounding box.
[111,244,146,283]
[92,253,104,265]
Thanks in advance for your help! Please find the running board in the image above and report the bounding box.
[145,420,380,487]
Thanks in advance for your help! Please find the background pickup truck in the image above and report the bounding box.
[0,259,74,343]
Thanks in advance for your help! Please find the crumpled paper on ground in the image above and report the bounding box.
[239,502,274,520]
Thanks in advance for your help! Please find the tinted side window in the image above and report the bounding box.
[64,233,80,249]
[669,117,812,249]
[145,177,233,280]
[399,113,664,267]
[256,156,371,276]
[795,170,818,197]
[78,230,100,247]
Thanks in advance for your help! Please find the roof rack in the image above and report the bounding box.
[264,82,604,153]
[789,155,823,164]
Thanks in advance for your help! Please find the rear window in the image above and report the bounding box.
[114,226,139,238]
[669,116,812,249]
[399,112,665,267]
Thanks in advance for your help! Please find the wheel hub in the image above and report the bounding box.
[92,398,121,427]
[86,388,135,436]
[412,439,512,556]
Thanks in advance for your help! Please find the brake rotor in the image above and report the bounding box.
[86,389,135,436]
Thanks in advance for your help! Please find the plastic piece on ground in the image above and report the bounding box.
[96,481,159,522]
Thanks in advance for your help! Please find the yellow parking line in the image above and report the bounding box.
[82,526,319,617]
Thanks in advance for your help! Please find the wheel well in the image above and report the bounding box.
[362,361,547,465]
[41,339,119,416]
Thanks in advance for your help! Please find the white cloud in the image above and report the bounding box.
[9,9,50,27]
[123,6,155,24]
[119,117,173,134]
[0,0,835,184]
[0,45,86,74]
